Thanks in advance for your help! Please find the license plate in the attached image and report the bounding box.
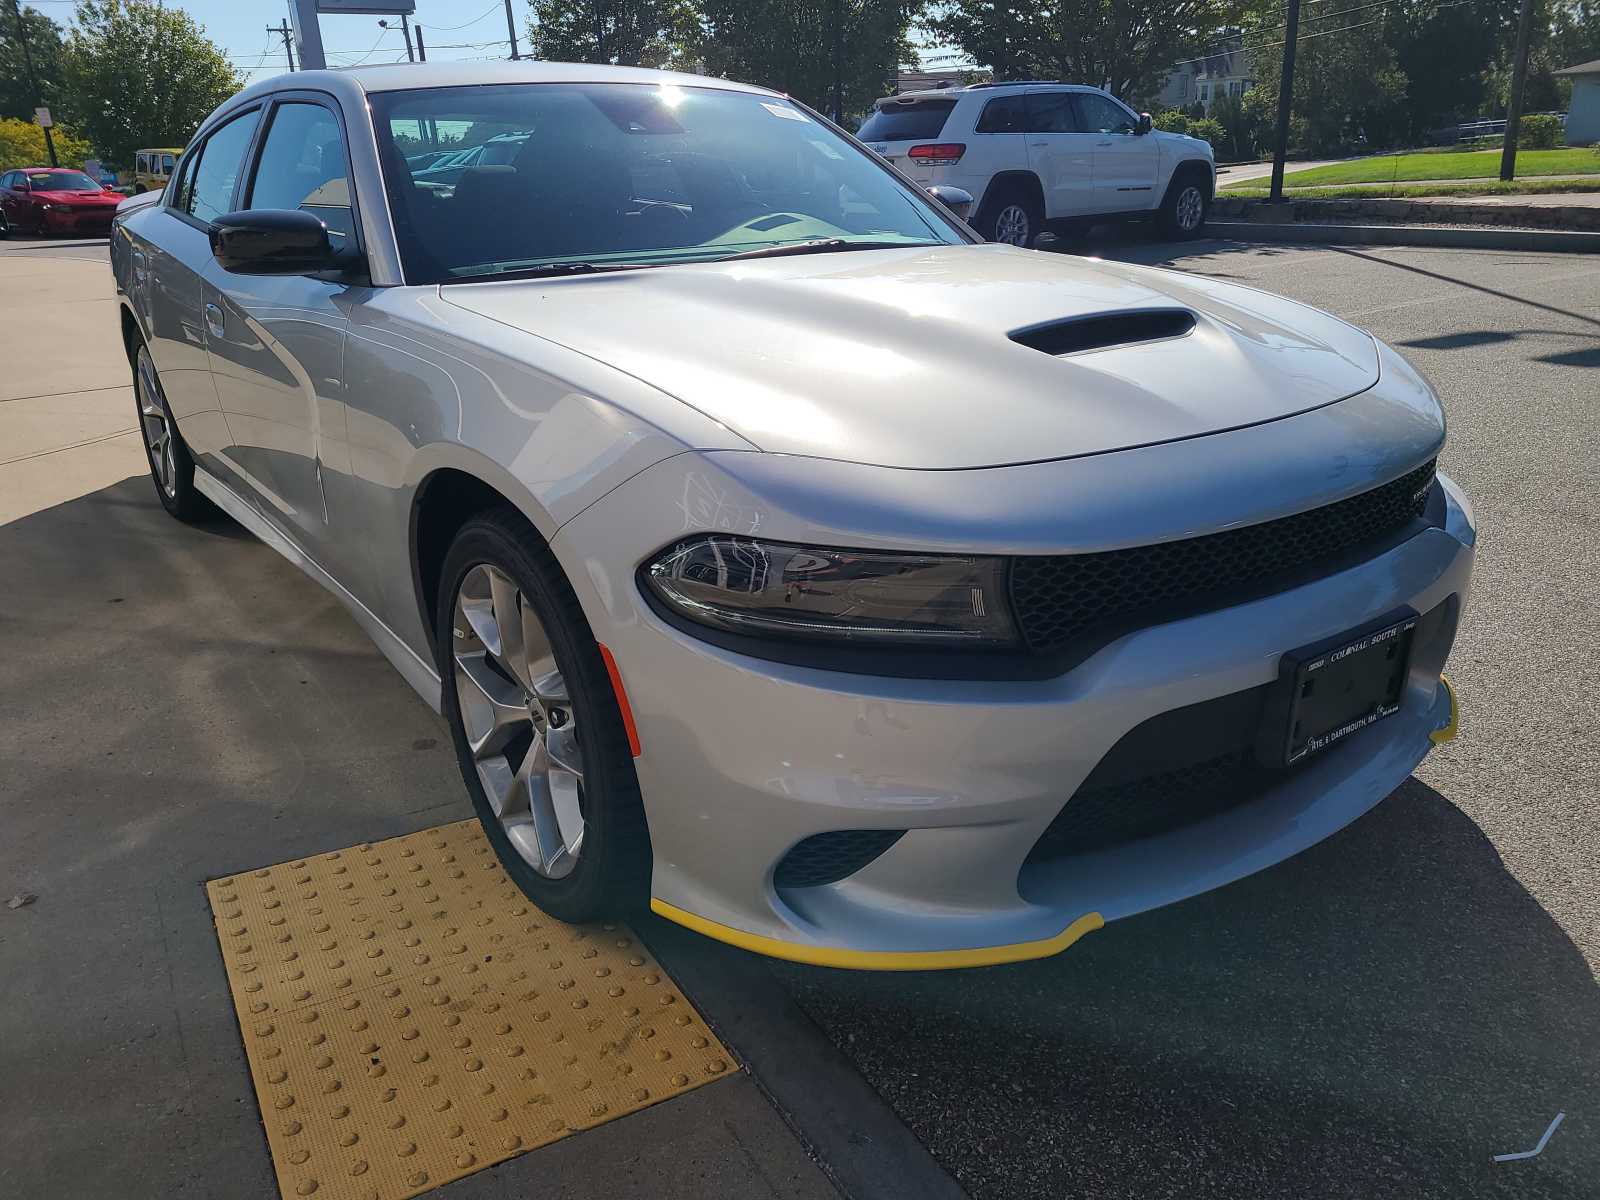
[1280,615,1416,765]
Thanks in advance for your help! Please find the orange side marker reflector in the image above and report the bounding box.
[598,643,642,757]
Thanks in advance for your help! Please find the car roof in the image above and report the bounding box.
[233,59,779,102]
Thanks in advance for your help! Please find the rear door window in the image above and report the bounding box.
[1026,92,1082,134]
[858,99,956,142]
[974,95,1027,134]
[186,110,262,223]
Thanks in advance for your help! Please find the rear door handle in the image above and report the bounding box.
[204,302,225,338]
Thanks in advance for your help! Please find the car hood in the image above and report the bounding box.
[32,189,119,203]
[441,243,1380,469]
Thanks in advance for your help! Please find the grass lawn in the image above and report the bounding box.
[1219,178,1600,201]
[1223,147,1600,188]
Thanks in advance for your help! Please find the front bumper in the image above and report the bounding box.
[42,209,115,234]
[555,455,1474,969]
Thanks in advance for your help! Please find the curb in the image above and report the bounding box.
[1206,220,1600,253]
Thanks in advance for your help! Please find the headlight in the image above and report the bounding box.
[38,203,54,211]
[643,535,1017,647]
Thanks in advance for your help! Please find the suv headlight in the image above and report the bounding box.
[643,535,1017,647]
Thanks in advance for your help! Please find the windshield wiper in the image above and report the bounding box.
[444,261,655,284]
[716,238,938,262]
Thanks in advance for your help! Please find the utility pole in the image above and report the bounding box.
[504,0,520,59]
[8,0,57,166]
[400,12,415,62]
[1500,0,1535,181]
[269,19,295,71]
[830,0,842,123]
[1267,0,1302,202]
[413,23,426,62]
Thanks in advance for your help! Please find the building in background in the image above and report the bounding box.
[1152,35,1253,113]
[894,65,990,94]
[1554,59,1600,146]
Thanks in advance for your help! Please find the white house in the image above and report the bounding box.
[1554,59,1600,145]
[1152,36,1254,113]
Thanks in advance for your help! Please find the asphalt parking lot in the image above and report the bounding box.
[2,230,1595,1200]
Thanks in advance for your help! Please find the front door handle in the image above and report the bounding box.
[204,302,225,339]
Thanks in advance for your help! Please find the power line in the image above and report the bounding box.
[427,2,504,33]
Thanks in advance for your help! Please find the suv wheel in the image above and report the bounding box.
[981,187,1041,248]
[1158,173,1210,240]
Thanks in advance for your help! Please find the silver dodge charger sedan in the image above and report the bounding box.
[111,62,1473,970]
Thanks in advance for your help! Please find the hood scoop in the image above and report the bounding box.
[1010,308,1196,357]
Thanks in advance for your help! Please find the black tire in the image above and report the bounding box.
[0,208,10,239]
[436,509,652,922]
[132,341,213,521]
[1157,170,1210,240]
[978,183,1042,248]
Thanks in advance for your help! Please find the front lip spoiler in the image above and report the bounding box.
[649,898,1105,971]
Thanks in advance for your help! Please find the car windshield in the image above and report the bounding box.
[370,82,965,283]
[27,171,99,191]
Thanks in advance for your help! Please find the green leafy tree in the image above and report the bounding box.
[0,115,91,169]
[929,0,1233,101]
[695,0,917,122]
[65,0,240,170]
[1207,90,1252,160]
[1152,108,1190,133]
[526,0,699,68]
[0,5,70,123]
[1244,8,1408,155]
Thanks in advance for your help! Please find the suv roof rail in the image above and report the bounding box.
[965,79,1075,89]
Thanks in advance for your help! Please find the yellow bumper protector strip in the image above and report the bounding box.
[1429,674,1458,745]
[649,899,1104,971]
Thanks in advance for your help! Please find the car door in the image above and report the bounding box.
[143,106,263,460]
[1023,90,1097,217]
[202,93,360,559]
[1072,91,1160,211]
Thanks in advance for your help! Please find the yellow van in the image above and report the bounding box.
[133,147,183,193]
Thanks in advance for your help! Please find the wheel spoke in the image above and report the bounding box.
[454,653,530,759]
[488,569,530,688]
[545,725,583,779]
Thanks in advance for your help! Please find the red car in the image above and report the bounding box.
[0,167,123,237]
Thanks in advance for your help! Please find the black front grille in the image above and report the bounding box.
[774,830,905,889]
[1010,459,1437,657]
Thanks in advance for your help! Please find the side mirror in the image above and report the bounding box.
[926,184,974,220]
[1136,112,1154,135]
[210,209,341,275]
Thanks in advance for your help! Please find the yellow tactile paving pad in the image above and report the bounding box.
[207,820,732,1200]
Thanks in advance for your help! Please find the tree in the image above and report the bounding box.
[695,0,917,121]
[65,0,240,169]
[526,0,699,68]
[1244,7,1408,155]
[0,115,91,170]
[0,4,70,123]
[928,0,1232,101]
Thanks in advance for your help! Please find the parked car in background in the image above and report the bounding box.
[112,62,1469,970]
[133,147,183,193]
[859,81,1216,245]
[410,130,532,189]
[0,168,122,237]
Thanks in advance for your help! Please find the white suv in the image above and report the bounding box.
[859,82,1215,245]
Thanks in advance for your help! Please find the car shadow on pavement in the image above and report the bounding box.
[770,778,1599,1200]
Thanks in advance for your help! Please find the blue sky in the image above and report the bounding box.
[25,1,958,84]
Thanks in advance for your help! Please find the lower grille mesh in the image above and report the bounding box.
[774,830,905,889]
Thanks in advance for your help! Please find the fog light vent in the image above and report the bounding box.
[774,830,905,889]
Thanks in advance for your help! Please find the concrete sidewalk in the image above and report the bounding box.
[0,239,146,523]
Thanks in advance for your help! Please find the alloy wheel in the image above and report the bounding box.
[451,562,586,879]
[136,349,176,498]
[994,203,1032,247]
[1176,186,1204,232]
